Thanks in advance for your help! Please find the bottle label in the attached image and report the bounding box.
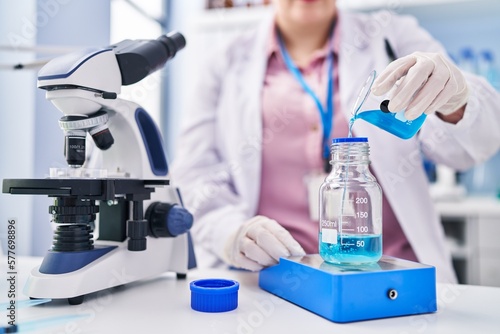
[321,229,337,244]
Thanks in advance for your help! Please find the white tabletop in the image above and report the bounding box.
[3,257,500,333]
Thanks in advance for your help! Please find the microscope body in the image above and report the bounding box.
[2,33,195,304]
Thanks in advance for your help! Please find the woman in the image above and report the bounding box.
[171,0,500,283]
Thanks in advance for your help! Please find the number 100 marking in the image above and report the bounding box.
[357,226,368,233]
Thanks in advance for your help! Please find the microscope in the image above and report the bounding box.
[2,32,196,305]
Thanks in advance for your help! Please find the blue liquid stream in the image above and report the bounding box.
[319,233,382,264]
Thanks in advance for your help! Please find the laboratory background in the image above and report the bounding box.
[1,0,500,290]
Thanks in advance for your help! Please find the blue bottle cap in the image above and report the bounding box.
[190,279,239,312]
[332,137,368,143]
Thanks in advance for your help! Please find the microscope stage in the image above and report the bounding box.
[259,254,436,323]
[2,178,168,199]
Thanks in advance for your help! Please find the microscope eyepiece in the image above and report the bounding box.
[113,31,187,86]
[157,32,186,60]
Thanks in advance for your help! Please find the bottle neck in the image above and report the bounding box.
[330,142,370,166]
[328,142,374,179]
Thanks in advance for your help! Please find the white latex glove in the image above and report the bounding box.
[372,52,469,120]
[223,215,306,271]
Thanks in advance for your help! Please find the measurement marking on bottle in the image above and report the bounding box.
[341,229,354,232]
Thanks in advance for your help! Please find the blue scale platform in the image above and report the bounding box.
[259,254,436,323]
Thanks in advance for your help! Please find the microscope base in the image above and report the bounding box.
[24,235,190,304]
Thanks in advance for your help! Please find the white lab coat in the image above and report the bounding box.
[171,10,500,283]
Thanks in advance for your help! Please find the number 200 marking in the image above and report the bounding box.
[355,197,368,204]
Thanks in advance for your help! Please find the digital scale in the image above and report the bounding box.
[259,254,436,323]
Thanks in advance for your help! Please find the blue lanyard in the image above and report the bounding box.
[277,31,334,163]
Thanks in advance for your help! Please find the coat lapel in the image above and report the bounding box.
[228,13,274,214]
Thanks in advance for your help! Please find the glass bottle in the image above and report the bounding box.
[319,137,382,264]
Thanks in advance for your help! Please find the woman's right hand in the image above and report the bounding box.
[223,215,305,271]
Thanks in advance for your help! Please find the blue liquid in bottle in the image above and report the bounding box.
[319,232,382,264]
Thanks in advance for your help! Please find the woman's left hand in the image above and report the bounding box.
[371,52,469,120]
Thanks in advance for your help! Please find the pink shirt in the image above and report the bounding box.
[256,19,418,261]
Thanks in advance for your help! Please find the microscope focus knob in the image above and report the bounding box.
[146,202,193,237]
[127,219,148,251]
